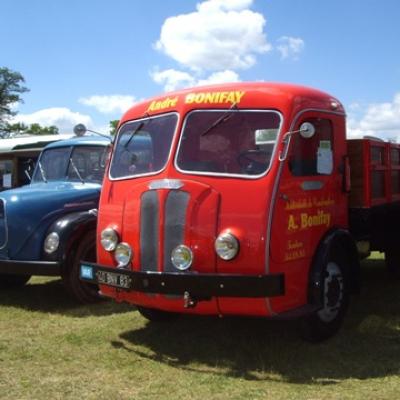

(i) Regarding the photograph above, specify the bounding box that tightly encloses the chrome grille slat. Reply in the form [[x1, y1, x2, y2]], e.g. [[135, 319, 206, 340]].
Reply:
[[140, 191, 159, 271], [163, 191, 189, 272]]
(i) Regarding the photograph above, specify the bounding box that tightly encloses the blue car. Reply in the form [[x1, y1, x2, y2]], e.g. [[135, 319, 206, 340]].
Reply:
[[0, 135, 110, 302]]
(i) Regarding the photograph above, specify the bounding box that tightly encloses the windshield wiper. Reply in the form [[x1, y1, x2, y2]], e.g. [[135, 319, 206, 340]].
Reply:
[[69, 158, 84, 184], [37, 161, 47, 183], [124, 113, 150, 150], [200, 103, 238, 136]]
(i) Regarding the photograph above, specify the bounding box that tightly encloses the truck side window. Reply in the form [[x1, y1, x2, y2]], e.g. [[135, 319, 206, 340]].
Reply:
[[289, 118, 333, 176]]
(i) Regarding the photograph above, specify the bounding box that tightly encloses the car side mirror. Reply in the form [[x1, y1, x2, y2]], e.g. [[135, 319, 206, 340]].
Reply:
[[73, 124, 87, 137], [299, 122, 316, 139]]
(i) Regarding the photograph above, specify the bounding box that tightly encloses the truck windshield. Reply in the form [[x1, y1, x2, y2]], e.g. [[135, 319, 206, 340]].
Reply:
[[176, 110, 282, 177], [110, 113, 178, 179], [32, 145, 108, 183]]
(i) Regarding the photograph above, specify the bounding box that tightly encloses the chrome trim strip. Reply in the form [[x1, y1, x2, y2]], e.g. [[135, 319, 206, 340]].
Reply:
[[174, 109, 284, 180], [148, 179, 184, 190], [301, 181, 324, 191]]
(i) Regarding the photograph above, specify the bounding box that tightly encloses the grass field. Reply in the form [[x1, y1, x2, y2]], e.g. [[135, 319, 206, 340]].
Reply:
[[1, 253, 400, 400]]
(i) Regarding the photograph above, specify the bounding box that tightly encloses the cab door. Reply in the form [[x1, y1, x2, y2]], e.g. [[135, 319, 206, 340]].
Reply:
[[269, 112, 348, 308]]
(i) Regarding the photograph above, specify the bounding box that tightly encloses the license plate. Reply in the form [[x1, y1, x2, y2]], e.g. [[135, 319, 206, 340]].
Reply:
[[96, 270, 132, 289]]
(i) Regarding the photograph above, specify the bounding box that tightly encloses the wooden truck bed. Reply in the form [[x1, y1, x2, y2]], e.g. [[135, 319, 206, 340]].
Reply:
[[347, 138, 400, 208], [348, 138, 400, 250]]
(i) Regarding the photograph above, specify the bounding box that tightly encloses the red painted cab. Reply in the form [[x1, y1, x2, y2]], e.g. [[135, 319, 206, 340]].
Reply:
[[80, 83, 376, 341]]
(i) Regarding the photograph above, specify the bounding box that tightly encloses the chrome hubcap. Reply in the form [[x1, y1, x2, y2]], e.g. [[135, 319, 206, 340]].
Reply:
[[317, 262, 344, 323]]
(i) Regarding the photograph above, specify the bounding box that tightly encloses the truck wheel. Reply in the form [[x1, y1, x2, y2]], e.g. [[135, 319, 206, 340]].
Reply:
[[137, 306, 178, 322], [0, 274, 31, 289], [63, 231, 101, 303], [385, 246, 400, 278], [300, 248, 350, 342]]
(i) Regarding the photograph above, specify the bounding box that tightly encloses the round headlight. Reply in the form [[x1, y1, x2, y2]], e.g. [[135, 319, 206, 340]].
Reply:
[[101, 228, 118, 251], [114, 242, 132, 268], [171, 245, 193, 271], [215, 232, 239, 260], [44, 232, 60, 254]]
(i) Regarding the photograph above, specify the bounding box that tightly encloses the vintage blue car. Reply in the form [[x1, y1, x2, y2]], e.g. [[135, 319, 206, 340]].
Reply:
[[0, 135, 110, 302]]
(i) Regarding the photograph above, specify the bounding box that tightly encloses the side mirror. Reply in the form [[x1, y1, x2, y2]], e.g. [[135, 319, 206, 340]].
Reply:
[[73, 124, 87, 137], [73, 123, 112, 141], [299, 122, 316, 139], [279, 122, 317, 162]]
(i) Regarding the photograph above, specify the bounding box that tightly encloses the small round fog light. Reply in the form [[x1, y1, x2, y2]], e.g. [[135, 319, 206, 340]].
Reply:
[[114, 242, 132, 268], [101, 228, 118, 251], [215, 232, 239, 260], [171, 245, 193, 271], [44, 232, 60, 254]]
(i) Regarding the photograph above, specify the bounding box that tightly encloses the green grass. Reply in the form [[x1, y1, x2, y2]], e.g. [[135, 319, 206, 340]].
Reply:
[[1, 252, 400, 399]]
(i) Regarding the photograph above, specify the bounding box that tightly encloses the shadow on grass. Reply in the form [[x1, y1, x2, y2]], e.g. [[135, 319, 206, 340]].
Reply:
[[114, 258, 400, 383], [0, 277, 133, 317]]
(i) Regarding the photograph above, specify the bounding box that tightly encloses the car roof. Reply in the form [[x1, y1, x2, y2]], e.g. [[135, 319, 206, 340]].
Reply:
[[43, 135, 111, 149]]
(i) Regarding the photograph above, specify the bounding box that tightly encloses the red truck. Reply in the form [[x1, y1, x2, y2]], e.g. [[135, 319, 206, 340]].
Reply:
[[80, 82, 400, 341]]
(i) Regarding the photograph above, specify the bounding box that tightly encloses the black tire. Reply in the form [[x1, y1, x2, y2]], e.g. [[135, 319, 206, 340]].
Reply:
[[62, 231, 102, 303], [137, 305, 178, 322], [300, 246, 350, 342], [385, 245, 400, 279], [0, 273, 31, 289]]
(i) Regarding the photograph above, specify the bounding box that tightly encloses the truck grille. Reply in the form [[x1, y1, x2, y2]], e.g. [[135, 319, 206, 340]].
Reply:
[[140, 191, 159, 271], [140, 190, 189, 272]]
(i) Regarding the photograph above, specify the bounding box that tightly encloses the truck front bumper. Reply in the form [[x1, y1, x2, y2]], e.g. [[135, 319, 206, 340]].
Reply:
[[80, 262, 285, 299], [0, 259, 61, 276]]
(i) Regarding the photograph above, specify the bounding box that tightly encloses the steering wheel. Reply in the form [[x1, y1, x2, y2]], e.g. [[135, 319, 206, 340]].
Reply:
[[237, 149, 268, 174]]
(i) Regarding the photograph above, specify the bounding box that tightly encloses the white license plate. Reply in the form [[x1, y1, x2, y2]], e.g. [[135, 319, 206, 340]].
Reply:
[[96, 270, 132, 289]]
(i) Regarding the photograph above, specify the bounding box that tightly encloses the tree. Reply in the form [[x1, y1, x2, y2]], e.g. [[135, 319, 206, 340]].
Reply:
[[2, 122, 59, 137], [109, 120, 119, 136], [0, 67, 29, 136], [1, 122, 27, 136], [25, 123, 59, 135]]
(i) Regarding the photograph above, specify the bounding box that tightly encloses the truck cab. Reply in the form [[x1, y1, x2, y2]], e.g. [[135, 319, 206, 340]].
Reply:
[[80, 83, 360, 340], [0, 135, 110, 303]]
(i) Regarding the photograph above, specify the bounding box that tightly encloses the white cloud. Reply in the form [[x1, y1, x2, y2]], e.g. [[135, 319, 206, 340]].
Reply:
[[347, 93, 400, 141], [151, 68, 240, 92], [79, 95, 136, 114], [277, 36, 305, 60], [11, 108, 93, 134], [197, 0, 253, 13], [197, 70, 240, 86], [155, 0, 271, 72], [151, 69, 196, 92]]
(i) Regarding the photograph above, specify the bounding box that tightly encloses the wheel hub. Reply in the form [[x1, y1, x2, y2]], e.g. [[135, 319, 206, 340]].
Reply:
[[317, 262, 344, 323]]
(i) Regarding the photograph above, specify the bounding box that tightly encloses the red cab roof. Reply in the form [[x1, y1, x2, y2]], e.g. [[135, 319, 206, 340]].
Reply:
[[120, 82, 344, 125]]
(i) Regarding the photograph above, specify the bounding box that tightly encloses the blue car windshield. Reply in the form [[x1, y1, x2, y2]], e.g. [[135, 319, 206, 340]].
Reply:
[[32, 145, 108, 183]]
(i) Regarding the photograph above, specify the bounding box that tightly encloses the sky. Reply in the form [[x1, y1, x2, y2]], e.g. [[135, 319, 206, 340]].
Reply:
[[2, 0, 400, 140]]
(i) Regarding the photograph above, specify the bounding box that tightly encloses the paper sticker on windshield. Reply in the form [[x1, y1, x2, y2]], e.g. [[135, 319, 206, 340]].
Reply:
[[319, 140, 331, 150], [317, 141, 333, 174], [255, 129, 278, 145]]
